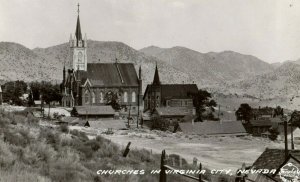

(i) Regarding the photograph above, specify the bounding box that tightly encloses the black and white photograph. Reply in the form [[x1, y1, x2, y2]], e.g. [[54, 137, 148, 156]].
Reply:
[[0, 0, 300, 181]]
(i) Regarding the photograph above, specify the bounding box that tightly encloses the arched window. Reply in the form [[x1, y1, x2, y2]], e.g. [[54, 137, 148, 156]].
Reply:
[[91, 92, 95, 104], [84, 90, 90, 104], [99, 92, 104, 103], [132, 92, 136, 103], [124, 92, 128, 103]]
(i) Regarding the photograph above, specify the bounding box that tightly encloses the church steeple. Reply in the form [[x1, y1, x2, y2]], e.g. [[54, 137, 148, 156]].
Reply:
[[75, 3, 82, 42], [70, 3, 87, 71], [152, 62, 161, 85]]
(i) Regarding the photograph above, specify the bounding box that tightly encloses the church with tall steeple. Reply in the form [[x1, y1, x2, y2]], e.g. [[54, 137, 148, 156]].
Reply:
[[69, 4, 88, 71], [61, 4, 142, 111]]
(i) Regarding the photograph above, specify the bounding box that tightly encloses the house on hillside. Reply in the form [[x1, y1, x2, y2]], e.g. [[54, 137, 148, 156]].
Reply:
[[247, 148, 300, 182], [72, 105, 115, 119], [61, 5, 143, 112], [177, 120, 247, 136], [252, 107, 274, 120]]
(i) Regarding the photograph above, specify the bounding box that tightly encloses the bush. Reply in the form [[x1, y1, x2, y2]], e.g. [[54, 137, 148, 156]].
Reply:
[[151, 117, 170, 131], [59, 125, 69, 133], [70, 130, 89, 142]]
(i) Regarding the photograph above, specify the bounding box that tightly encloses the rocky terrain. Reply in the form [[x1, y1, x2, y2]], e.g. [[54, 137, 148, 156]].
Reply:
[[1, 40, 300, 104]]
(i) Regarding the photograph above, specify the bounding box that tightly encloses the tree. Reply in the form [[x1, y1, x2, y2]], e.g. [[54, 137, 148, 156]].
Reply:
[[2, 80, 27, 105], [273, 106, 284, 117], [28, 91, 34, 107], [235, 103, 252, 122], [190, 89, 217, 121], [104, 91, 121, 110], [290, 111, 300, 127], [268, 127, 279, 141], [150, 116, 169, 131]]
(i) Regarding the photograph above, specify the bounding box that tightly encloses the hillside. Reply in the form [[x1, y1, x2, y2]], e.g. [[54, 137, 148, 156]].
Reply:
[[0, 42, 59, 82], [2, 40, 300, 101], [0, 109, 205, 182], [140, 46, 274, 87], [33, 41, 191, 90], [222, 62, 300, 100]]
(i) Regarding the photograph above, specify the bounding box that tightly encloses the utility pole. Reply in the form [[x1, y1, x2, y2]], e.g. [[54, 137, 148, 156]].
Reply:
[[128, 104, 131, 128]]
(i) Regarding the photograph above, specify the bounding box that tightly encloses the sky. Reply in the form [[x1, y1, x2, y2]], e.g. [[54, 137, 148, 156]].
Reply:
[[0, 0, 300, 63]]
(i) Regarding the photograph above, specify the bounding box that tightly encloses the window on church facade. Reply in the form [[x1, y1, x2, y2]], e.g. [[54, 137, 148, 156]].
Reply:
[[92, 92, 95, 104], [124, 92, 128, 103], [84, 91, 90, 104], [99, 92, 104, 103], [132, 92, 136, 103]]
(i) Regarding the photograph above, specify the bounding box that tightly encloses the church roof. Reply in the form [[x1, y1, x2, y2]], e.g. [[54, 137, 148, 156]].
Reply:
[[79, 63, 139, 87], [143, 84, 198, 100]]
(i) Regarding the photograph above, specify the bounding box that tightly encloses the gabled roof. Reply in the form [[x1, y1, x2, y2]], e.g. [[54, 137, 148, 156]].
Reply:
[[252, 148, 300, 171], [61, 117, 79, 123], [79, 63, 139, 87], [249, 119, 272, 127], [88, 120, 127, 130], [252, 107, 274, 116], [75, 106, 115, 116], [144, 84, 198, 100], [155, 107, 192, 117], [179, 120, 247, 135]]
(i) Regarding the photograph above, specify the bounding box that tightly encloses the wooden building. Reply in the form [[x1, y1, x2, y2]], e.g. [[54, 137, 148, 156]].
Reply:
[[143, 64, 198, 111], [248, 148, 300, 182]]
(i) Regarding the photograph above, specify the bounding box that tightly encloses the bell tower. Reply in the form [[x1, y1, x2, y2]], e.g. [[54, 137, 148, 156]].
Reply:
[[69, 3, 87, 71]]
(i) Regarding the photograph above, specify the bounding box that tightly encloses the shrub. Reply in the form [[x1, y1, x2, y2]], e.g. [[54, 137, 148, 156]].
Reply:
[[4, 130, 29, 147], [85, 140, 100, 151], [70, 130, 89, 142], [59, 124, 69, 133], [0, 140, 16, 168], [150, 117, 170, 131]]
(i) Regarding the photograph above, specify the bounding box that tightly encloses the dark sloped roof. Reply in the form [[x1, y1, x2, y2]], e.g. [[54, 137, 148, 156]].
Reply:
[[61, 117, 79, 123], [80, 63, 139, 87], [144, 84, 198, 99], [252, 107, 274, 116], [75, 106, 115, 116], [179, 121, 247, 135], [252, 148, 300, 170], [155, 107, 192, 117], [250, 119, 272, 127], [88, 120, 127, 130], [161, 84, 198, 99]]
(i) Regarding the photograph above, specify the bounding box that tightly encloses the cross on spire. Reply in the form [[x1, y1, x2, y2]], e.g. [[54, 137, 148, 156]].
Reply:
[[77, 3, 80, 14]]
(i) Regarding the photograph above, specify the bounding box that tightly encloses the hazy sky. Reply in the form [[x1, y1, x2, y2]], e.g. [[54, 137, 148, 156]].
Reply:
[[0, 0, 300, 63]]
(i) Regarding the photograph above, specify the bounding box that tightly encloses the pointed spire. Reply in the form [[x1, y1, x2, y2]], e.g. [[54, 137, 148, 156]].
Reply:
[[139, 65, 142, 80], [63, 65, 66, 84], [75, 3, 82, 41], [152, 62, 161, 85]]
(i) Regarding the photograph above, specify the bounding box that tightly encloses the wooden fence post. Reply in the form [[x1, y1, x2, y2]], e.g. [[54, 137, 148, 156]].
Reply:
[[199, 163, 202, 182], [122, 142, 131, 157], [159, 150, 166, 182]]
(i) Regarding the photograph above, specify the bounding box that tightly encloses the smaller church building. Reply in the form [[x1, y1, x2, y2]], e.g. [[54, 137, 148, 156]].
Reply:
[[143, 65, 198, 112]]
